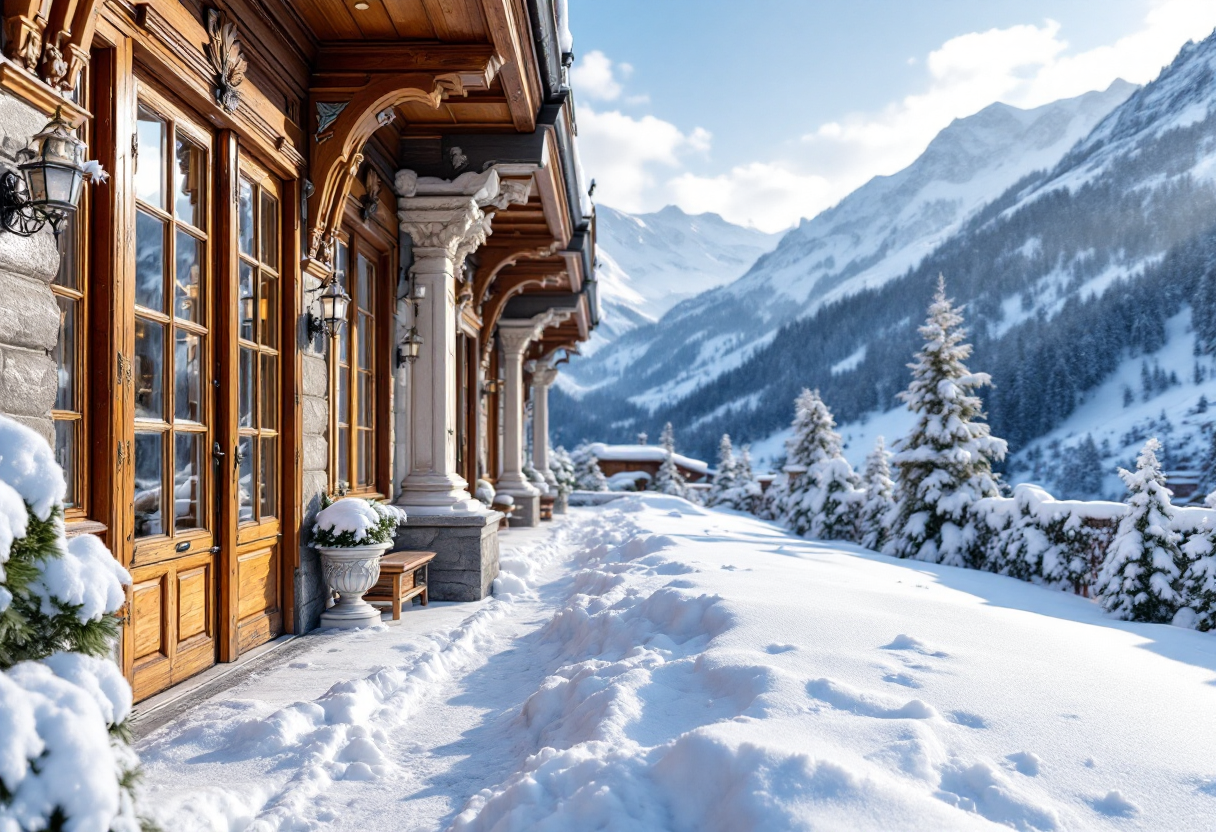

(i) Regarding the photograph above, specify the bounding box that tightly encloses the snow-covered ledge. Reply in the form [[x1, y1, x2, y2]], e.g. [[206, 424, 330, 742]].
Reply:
[[496, 312, 569, 526]]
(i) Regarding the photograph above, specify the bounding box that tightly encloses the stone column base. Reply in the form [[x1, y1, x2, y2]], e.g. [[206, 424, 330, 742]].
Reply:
[[393, 512, 502, 601], [504, 492, 540, 527]]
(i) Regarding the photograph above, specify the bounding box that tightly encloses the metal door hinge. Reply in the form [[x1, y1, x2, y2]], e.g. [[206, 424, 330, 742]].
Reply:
[[131, 132, 138, 169], [209, 545, 220, 554], [116, 440, 125, 467]]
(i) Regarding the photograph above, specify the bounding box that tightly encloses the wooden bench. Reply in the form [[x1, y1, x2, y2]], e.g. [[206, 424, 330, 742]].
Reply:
[[539, 494, 555, 521], [493, 501, 515, 529], [365, 550, 436, 620]]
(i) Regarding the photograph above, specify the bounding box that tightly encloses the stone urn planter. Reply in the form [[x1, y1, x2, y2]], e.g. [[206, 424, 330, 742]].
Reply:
[[317, 542, 391, 629], [312, 497, 407, 630]]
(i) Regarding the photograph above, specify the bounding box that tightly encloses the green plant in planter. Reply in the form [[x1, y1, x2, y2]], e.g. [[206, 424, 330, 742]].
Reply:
[[311, 495, 406, 548]]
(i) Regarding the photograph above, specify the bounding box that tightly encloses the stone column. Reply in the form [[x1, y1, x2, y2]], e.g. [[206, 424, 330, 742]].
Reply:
[[391, 169, 504, 602], [531, 364, 558, 488], [394, 170, 498, 513]]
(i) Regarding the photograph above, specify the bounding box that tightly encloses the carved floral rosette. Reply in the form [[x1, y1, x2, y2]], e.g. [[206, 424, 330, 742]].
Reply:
[[316, 543, 390, 627]]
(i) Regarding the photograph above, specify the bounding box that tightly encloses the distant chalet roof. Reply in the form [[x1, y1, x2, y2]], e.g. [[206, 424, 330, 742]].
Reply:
[[587, 443, 709, 475]]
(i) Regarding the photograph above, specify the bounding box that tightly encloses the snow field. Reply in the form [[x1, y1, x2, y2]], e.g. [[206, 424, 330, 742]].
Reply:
[[141, 497, 1216, 831]]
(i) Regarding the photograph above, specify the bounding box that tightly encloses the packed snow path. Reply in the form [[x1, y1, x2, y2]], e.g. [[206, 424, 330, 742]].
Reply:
[[138, 496, 1216, 831]]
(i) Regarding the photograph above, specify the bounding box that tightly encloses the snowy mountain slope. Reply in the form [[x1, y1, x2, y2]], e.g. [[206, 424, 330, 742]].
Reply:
[[566, 81, 1135, 407], [553, 27, 1216, 480], [577, 206, 782, 360]]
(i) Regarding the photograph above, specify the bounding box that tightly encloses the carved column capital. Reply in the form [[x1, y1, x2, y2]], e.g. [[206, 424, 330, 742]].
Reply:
[[531, 365, 559, 388]]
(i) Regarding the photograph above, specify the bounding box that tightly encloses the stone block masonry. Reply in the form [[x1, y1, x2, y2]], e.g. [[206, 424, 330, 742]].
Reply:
[[394, 512, 502, 602]]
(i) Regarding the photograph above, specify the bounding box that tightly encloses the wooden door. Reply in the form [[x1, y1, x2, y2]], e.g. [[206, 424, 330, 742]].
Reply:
[[225, 155, 284, 655], [126, 86, 218, 700]]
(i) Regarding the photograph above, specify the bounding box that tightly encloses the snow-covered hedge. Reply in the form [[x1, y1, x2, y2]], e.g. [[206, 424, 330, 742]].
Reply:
[[0, 415, 146, 831]]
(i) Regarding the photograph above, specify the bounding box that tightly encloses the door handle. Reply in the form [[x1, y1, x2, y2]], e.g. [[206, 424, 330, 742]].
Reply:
[[233, 443, 245, 465], [212, 441, 225, 463]]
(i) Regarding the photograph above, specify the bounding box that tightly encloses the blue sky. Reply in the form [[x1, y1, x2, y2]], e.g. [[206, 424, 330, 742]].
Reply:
[[567, 0, 1216, 231]]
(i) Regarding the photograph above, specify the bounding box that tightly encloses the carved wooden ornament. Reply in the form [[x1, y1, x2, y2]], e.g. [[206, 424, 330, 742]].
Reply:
[[205, 8, 247, 113]]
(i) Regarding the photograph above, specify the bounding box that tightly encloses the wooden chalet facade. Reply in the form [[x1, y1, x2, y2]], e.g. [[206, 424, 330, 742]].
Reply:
[[0, 0, 596, 702]]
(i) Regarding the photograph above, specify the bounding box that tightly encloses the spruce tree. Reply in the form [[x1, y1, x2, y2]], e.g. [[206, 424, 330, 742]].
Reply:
[[886, 277, 1007, 566], [652, 422, 688, 498], [572, 443, 609, 491], [781, 389, 859, 539], [708, 434, 737, 507], [859, 436, 896, 552], [1097, 438, 1185, 622], [1181, 524, 1216, 630]]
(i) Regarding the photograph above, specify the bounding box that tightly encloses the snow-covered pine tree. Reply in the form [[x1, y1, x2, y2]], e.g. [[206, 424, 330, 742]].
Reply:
[[859, 436, 896, 551], [1097, 438, 1185, 623], [572, 443, 609, 491], [781, 389, 859, 539], [729, 445, 764, 514], [549, 446, 577, 500], [652, 422, 688, 498], [708, 434, 737, 507], [0, 415, 145, 830], [1180, 521, 1216, 630], [886, 276, 1007, 567]]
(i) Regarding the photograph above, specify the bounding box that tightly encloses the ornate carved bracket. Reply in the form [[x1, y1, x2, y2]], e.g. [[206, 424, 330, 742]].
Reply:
[[2, 0, 102, 98], [204, 7, 246, 113]]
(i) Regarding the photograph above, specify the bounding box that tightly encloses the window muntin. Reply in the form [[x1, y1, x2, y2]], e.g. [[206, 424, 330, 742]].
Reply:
[[236, 175, 280, 523], [131, 103, 210, 539]]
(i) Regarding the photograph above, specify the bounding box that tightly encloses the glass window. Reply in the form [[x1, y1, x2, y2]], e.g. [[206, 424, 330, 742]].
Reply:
[[237, 173, 280, 522], [52, 193, 85, 509], [330, 240, 378, 494], [133, 100, 211, 540]]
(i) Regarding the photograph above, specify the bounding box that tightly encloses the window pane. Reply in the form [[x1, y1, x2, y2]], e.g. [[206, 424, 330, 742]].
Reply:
[[335, 240, 348, 284], [238, 347, 254, 428], [260, 436, 276, 518], [54, 295, 76, 411], [134, 318, 164, 419], [238, 180, 254, 257], [135, 106, 164, 207], [55, 419, 76, 508], [357, 373, 371, 428], [260, 353, 277, 430], [237, 436, 254, 522], [358, 431, 373, 489], [337, 368, 349, 426], [338, 317, 350, 364], [174, 330, 203, 423], [135, 210, 165, 312], [260, 191, 278, 269], [357, 311, 372, 370], [337, 426, 349, 487], [133, 432, 164, 537], [258, 273, 277, 349], [174, 229, 202, 323], [357, 254, 372, 310], [174, 432, 203, 531], [174, 136, 205, 228], [239, 262, 255, 342], [54, 214, 78, 289]]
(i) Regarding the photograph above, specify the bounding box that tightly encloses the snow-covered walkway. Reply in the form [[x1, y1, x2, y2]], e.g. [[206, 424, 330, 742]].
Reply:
[[138, 496, 1216, 831]]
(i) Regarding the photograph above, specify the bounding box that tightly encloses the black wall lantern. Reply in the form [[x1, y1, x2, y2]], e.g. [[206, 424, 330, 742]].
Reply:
[[307, 274, 350, 339], [1, 108, 90, 239]]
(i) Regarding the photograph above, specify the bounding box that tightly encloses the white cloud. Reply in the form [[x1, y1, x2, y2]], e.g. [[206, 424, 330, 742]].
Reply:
[[575, 1, 1216, 232], [570, 50, 622, 101]]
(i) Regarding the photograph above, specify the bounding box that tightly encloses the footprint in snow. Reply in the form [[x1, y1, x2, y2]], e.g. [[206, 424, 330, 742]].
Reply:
[[882, 633, 950, 658], [948, 710, 988, 729], [1092, 790, 1140, 817], [765, 643, 797, 654], [1007, 751, 1041, 775], [806, 677, 937, 720], [882, 671, 923, 689]]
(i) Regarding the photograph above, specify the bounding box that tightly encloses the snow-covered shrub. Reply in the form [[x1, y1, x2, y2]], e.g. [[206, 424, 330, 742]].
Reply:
[[859, 437, 896, 551], [549, 447, 577, 498], [780, 390, 860, 541], [651, 423, 687, 498], [572, 443, 609, 492], [475, 479, 496, 507], [0, 415, 146, 832], [523, 461, 549, 495], [886, 277, 1007, 567], [1097, 439, 1185, 623], [312, 496, 406, 548]]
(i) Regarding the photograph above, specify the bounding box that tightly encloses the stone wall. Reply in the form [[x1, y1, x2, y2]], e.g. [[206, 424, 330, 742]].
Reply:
[[296, 274, 331, 631], [0, 91, 62, 441]]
